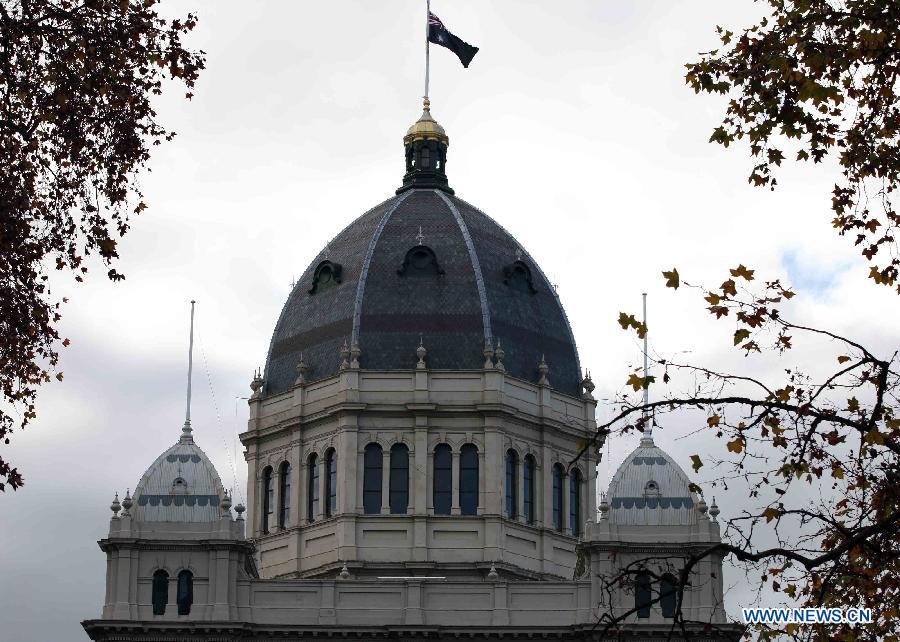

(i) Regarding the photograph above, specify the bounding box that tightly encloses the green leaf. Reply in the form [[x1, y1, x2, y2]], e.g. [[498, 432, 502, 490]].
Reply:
[[734, 328, 751, 345]]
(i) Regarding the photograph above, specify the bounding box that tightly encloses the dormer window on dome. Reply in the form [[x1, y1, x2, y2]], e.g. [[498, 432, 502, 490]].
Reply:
[[503, 259, 538, 294], [397, 245, 444, 277], [172, 477, 188, 494], [643, 480, 660, 497], [309, 260, 343, 294]]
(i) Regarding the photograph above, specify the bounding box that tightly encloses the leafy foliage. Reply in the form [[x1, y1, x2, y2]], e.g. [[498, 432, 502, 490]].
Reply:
[[686, 0, 900, 291], [0, 0, 204, 491]]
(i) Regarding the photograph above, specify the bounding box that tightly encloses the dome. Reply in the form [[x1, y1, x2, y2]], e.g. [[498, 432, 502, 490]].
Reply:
[[132, 433, 226, 523], [606, 437, 698, 526], [263, 188, 582, 397], [404, 98, 448, 145]]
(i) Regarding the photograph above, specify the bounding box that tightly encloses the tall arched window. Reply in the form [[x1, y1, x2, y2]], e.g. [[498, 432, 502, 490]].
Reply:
[[523, 454, 536, 524], [278, 461, 291, 528], [505, 449, 518, 519], [552, 463, 565, 532], [363, 443, 383, 514], [433, 444, 452, 515], [421, 146, 431, 168], [459, 443, 479, 516], [262, 466, 273, 533], [176, 570, 193, 615], [635, 571, 652, 618], [324, 449, 337, 517], [307, 453, 319, 522], [390, 443, 410, 514], [569, 468, 582, 537], [660, 574, 677, 618], [151, 570, 168, 615]]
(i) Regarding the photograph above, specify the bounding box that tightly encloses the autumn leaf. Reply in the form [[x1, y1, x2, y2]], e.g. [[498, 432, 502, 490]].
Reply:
[[837, 355, 851, 364], [762, 507, 781, 523], [707, 414, 720, 427], [730, 264, 755, 280], [733, 328, 750, 345], [690, 454, 703, 473], [662, 268, 680, 289], [726, 437, 744, 453], [626, 373, 655, 391]]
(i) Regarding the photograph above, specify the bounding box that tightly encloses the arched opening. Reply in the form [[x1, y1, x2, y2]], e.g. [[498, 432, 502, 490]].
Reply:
[[505, 449, 518, 519], [459, 444, 479, 516], [569, 468, 582, 537], [307, 453, 319, 522], [433, 444, 452, 515], [261, 466, 273, 533], [151, 570, 168, 615], [552, 463, 565, 532], [363, 443, 383, 514], [390, 443, 410, 514], [523, 454, 536, 524], [278, 461, 291, 528], [660, 574, 678, 618], [635, 571, 652, 619], [325, 449, 337, 517], [176, 570, 193, 615]]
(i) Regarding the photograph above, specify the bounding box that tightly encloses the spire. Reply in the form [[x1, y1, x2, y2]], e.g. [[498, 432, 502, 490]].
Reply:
[[397, 97, 454, 194], [640, 293, 653, 446], [181, 300, 196, 443]]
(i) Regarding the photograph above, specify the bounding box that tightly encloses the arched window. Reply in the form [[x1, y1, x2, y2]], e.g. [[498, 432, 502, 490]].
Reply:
[[552, 463, 565, 532], [660, 574, 677, 618], [278, 462, 291, 528], [459, 444, 479, 516], [176, 570, 193, 615], [523, 455, 536, 524], [569, 468, 582, 537], [635, 571, 652, 619], [390, 443, 410, 514], [262, 466, 273, 533], [325, 449, 337, 517], [363, 443, 383, 514], [151, 570, 168, 615], [505, 449, 518, 519], [433, 444, 452, 515], [307, 453, 319, 522]]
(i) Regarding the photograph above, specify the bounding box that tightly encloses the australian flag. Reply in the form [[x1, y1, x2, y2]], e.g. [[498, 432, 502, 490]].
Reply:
[[428, 12, 479, 68]]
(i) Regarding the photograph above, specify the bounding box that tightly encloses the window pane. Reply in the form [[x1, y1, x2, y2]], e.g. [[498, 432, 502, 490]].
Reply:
[[177, 570, 193, 616], [505, 450, 518, 519], [433, 444, 452, 515], [569, 469, 581, 537], [152, 571, 168, 616], [262, 467, 273, 533], [636, 571, 652, 618], [523, 455, 535, 524], [279, 463, 291, 528], [459, 444, 479, 516], [661, 574, 677, 618], [363, 444, 383, 514], [390, 444, 409, 514], [552, 464, 564, 531], [326, 450, 337, 517], [307, 454, 319, 521]]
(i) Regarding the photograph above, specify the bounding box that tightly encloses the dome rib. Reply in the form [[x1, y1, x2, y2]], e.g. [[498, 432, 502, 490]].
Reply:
[[350, 191, 413, 347], [436, 189, 492, 347], [450, 194, 582, 379]]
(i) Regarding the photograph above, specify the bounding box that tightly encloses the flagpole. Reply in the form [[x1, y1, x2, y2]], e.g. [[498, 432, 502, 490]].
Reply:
[[424, 0, 431, 100]]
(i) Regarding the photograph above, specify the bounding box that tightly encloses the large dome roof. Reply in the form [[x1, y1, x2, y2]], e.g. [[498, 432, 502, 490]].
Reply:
[[264, 188, 582, 396]]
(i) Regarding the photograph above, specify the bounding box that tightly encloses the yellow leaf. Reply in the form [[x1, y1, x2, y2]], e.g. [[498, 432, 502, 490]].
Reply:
[[707, 414, 720, 427], [730, 264, 755, 280], [690, 454, 703, 472]]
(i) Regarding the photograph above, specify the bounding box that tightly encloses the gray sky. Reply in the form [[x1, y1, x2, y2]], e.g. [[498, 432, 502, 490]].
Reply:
[[2, 2, 898, 640]]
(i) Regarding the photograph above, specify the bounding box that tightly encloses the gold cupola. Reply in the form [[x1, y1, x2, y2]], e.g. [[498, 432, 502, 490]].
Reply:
[[397, 97, 453, 194]]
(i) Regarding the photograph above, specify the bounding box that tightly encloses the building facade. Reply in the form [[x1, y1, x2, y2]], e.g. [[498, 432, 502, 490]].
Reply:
[[82, 102, 740, 641]]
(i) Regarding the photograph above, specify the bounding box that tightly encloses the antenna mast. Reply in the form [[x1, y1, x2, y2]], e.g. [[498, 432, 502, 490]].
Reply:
[[642, 292, 652, 443], [182, 300, 196, 441]]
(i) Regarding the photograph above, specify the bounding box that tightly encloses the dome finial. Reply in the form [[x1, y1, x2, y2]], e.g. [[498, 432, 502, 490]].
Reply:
[[181, 300, 196, 443], [397, 97, 453, 194]]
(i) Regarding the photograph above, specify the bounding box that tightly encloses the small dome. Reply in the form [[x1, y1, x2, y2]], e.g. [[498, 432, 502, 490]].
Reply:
[[132, 435, 226, 522], [606, 438, 698, 526], [404, 98, 448, 145]]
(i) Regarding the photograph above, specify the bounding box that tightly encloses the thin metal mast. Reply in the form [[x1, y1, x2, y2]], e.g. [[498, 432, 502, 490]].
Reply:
[[425, 0, 431, 99], [642, 293, 651, 443], [182, 300, 196, 440]]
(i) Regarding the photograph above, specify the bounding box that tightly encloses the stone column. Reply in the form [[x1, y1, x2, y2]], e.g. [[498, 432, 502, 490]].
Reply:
[[381, 447, 390, 514], [451, 449, 461, 515], [414, 419, 428, 514]]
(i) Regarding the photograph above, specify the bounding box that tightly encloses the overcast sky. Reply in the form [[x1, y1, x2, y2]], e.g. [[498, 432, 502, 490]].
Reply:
[[2, 2, 898, 640]]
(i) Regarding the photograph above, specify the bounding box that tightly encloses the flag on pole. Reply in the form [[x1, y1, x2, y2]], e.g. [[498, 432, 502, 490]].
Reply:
[[428, 12, 479, 68]]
